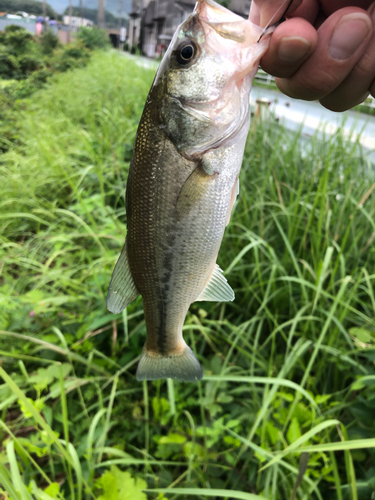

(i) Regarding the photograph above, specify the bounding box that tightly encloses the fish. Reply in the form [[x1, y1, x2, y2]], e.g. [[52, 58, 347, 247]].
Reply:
[[107, 0, 292, 382]]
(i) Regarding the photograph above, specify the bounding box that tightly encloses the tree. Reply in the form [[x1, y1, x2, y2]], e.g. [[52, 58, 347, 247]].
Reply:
[[0, 0, 56, 18], [62, 6, 128, 29]]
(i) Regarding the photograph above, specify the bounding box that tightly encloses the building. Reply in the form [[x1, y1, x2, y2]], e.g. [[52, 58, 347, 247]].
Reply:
[[128, 0, 251, 57], [63, 16, 94, 28]]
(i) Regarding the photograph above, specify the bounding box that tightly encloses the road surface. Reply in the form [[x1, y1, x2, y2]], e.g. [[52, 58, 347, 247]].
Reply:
[[251, 87, 375, 165]]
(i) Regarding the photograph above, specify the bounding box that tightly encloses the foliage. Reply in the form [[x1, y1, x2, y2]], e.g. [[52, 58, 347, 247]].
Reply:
[[353, 98, 375, 117], [216, 0, 231, 8], [48, 41, 89, 72], [76, 27, 110, 51], [0, 47, 20, 79], [130, 44, 143, 56], [0, 24, 90, 80], [95, 466, 147, 500], [2, 24, 34, 56], [0, 52, 375, 500], [62, 6, 126, 29], [0, 0, 56, 17], [0, 26, 43, 79], [39, 29, 60, 55], [0, 26, 101, 153], [0, 25, 40, 80]]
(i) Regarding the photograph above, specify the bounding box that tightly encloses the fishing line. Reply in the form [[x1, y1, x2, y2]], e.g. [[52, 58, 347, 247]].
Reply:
[[257, 0, 295, 43]]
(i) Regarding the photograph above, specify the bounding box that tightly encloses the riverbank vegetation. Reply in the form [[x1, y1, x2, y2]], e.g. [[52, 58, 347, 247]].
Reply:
[[1, 51, 375, 500], [0, 24, 108, 153]]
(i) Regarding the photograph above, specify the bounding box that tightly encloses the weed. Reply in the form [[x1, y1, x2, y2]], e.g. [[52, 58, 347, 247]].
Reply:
[[0, 51, 375, 500]]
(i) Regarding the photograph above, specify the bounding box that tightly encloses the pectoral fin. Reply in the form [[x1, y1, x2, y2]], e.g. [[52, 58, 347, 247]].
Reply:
[[196, 264, 234, 302], [176, 160, 216, 220], [107, 240, 139, 314]]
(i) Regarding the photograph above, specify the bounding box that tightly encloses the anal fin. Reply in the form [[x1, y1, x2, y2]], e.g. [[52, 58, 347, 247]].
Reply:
[[107, 240, 139, 314], [196, 264, 234, 302]]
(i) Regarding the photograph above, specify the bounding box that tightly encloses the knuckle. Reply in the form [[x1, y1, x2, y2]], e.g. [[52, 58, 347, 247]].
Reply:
[[278, 65, 347, 101], [295, 67, 342, 99], [352, 50, 375, 81]]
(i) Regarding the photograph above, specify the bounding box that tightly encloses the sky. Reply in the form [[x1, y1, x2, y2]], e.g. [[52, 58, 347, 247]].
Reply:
[[47, 0, 132, 16]]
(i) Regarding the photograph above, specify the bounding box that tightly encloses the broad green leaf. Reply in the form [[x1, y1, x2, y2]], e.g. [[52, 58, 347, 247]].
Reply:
[[30, 480, 60, 500], [287, 418, 302, 443], [349, 327, 375, 344], [184, 442, 207, 460], [0, 367, 72, 466], [43, 483, 61, 498], [159, 433, 186, 445], [95, 465, 147, 500], [18, 397, 44, 419]]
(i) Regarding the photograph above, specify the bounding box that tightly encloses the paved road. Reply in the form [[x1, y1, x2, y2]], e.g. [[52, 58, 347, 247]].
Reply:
[[251, 87, 375, 164]]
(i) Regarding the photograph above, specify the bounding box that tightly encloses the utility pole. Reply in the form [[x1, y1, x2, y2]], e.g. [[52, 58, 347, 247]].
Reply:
[[118, 0, 123, 29], [118, 0, 124, 50], [80, 0, 83, 26], [68, 0, 72, 42], [42, 0, 46, 18], [98, 0, 105, 29]]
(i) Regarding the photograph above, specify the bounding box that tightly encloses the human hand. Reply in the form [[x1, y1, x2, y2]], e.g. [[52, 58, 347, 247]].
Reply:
[[259, 0, 375, 111]]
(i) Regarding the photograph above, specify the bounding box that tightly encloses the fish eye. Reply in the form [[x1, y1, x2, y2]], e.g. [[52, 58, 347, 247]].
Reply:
[[176, 41, 197, 66]]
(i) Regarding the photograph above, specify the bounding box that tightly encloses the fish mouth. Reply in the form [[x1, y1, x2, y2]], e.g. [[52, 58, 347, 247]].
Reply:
[[195, 0, 264, 44]]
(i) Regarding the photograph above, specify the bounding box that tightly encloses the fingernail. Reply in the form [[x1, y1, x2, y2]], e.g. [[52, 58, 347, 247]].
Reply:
[[329, 13, 372, 60], [278, 36, 311, 63]]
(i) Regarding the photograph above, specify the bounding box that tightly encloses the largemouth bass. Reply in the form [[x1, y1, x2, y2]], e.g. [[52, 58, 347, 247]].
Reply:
[[107, 0, 288, 382]]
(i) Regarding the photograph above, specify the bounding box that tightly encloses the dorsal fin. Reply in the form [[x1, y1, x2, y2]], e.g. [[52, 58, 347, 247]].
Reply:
[[195, 264, 234, 302], [107, 240, 139, 314]]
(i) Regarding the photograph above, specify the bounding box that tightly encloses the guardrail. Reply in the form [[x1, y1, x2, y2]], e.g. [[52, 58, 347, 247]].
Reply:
[[254, 69, 275, 85]]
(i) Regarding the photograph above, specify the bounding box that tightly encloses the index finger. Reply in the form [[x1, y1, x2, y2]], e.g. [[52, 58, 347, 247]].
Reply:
[[319, 0, 373, 16]]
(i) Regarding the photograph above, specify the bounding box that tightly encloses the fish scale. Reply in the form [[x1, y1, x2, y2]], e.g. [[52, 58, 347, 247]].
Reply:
[[107, 0, 289, 381]]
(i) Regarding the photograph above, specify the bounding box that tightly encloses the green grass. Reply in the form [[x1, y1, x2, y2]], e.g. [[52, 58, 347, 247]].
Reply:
[[1, 51, 375, 500]]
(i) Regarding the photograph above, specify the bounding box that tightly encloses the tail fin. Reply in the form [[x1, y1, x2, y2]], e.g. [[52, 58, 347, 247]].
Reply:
[[136, 344, 203, 382]]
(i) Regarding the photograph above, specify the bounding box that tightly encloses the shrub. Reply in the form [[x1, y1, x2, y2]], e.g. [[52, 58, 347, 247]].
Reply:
[[39, 29, 60, 55], [17, 53, 42, 74], [0, 48, 20, 79], [76, 26, 109, 50], [49, 41, 90, 72], [3, 25, 34, 56], [28, 68, 51, 86], [0, 25, 41, 78]]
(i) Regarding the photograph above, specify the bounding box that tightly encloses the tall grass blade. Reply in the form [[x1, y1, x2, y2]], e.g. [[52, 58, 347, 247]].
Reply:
[[144, 488, 268, 499]]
